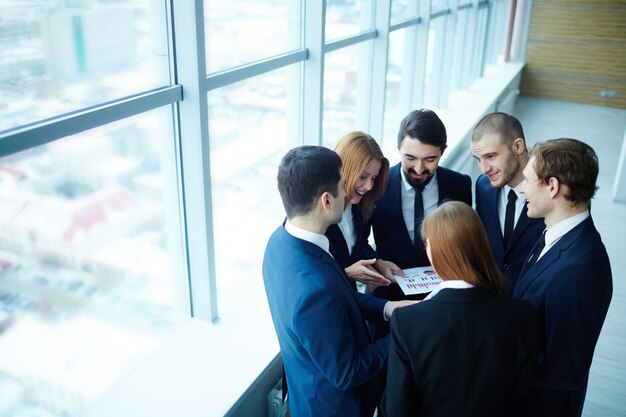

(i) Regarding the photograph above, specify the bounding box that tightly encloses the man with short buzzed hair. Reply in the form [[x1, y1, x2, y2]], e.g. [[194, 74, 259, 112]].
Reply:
[[471, 112, 545, 293]]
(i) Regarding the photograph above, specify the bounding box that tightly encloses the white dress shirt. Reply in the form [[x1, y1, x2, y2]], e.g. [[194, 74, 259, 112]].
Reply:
[[285, 219, 332, 256], [400, 170, 439, 243], [538, 210, 589, 261], [498, 182, 525, 237], [337, 203, 356, 255], [423, 280, 475, 301]]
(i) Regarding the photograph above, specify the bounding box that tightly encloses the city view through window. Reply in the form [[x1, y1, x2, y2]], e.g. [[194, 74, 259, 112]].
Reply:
[[0, 0, 507, 415]]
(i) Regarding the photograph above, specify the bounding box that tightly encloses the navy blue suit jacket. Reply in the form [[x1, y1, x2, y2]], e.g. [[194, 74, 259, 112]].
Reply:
[[513, 217, 612, 417], [326, 204, 376, 291], [382, 288, 536, 417], [369, 164, 471, 301], [263, 226, 390, 417], [475, 174, 545, 293]]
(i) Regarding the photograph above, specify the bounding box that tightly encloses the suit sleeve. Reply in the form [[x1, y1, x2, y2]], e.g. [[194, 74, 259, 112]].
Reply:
[[355, 291, 388, 322], [537, 260, 611, 390], [381, 310, 418, 417], [293, 286, 389, 390]]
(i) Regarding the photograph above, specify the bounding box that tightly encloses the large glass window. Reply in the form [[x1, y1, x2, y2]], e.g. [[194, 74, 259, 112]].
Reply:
[[423, 16, 447, 109], [0, 108, 186, 416], [325, 0, 373, 41], [450, 8, 470, 91], [391, 0, 411, 23], [0, 1, 170, 132], [204, 0, 296, 74], [322, 44, 368, 147], [207, 68, 294, 315], [0, 0, 514, 414], [383, 29, 408, 153]]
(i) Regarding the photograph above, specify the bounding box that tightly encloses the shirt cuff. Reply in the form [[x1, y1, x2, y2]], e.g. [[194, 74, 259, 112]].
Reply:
[[383, 301, 390, 321]]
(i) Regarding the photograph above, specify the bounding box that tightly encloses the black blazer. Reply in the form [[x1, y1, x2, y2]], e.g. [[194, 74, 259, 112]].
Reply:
[[369, 164, 472, 301], [475, 174, 545, 293], [381, 287, 537, 417], [326, 203, 376, 291]]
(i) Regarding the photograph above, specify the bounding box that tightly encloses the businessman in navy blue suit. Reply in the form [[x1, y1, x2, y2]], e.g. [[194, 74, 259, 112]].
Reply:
[[471, 112, 545, 293], [515, 138, 612, 417], [263, 146, 415, 417], [369, 109, 472, 304]]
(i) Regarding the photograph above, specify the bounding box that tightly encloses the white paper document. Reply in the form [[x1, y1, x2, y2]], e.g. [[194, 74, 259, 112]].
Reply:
[[394, 266, 442, 295]]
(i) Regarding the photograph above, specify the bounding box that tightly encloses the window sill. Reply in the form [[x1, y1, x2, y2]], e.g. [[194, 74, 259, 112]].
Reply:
[[82, 296, 280, 417]]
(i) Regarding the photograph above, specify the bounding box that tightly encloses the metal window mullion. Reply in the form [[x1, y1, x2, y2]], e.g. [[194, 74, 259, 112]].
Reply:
[[0, 85, 182, 157], [205, 49, 308, 91], [410, 0, 430, 110], [451, 7, 468, 90], [427, 16, 446, 109], [462, 0, 479, 88], [302, 0, 326, 145], [287, 1, 304, 149], [389, 16, 421, 32], [438, 0, 460, 108], [509, 0, 533, 62], [484, 0, 500, 65], [479, 0, 494, 76], [361, 1, 391, 141], [171, 0, 218, 322], [323, 30, 377, 54]]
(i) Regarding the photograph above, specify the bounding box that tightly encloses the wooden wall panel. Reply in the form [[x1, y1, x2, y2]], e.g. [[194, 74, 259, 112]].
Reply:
[[520, 1, 626, 109], [521, 74, 626, 108], [526, 44, 626, 80], [530, 9, 626, 45]]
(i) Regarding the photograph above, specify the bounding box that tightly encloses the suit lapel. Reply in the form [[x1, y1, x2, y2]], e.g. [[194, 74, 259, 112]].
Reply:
[[506, 202, 532, 253], [485, 185, 502, 241], [514, 218, 590, 296], [389, 164, 404, 219], [326, 223, 350, 262], [389, 164, 414, 245]]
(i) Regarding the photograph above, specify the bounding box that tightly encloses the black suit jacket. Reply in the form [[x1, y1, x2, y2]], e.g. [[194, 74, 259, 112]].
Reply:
[[326, 204, 376, 291], [381, 287, 537, 417], [475, 174, 545, 293], [369, 164, 472, 301]]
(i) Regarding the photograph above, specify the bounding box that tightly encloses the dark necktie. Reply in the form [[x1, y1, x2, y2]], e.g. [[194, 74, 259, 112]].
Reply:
[[503, 189, 517, 247], [414, 185, 425, 249], [525, 231, 546, 271]]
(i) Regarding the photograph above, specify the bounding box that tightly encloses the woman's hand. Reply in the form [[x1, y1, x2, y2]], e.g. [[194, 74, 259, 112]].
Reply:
[[373, 259, 403, 282], [345, 259, 391, 287]]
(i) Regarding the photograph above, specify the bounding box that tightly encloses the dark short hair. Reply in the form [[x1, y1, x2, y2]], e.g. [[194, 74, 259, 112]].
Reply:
[[397, 109, 447, 152], [277, 146, 342, 218], [531, 138, 599, 205], [471, 112, 526, 148]]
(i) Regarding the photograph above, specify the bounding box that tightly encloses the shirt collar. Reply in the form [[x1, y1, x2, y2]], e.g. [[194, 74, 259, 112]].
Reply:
[[545, 210, 589, 248], [285, 219, 331, 255], [503, 181, 523, 199], [423, 279, 474, 301]]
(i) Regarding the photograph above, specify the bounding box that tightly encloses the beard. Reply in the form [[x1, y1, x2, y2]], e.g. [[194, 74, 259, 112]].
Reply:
[[404, 167, 435, 189], [495, 152, 521, 188]]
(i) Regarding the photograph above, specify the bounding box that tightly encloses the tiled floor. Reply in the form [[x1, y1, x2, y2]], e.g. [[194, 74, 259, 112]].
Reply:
[[513, 96, 626, 417]]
